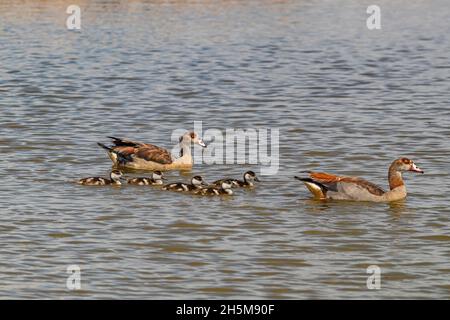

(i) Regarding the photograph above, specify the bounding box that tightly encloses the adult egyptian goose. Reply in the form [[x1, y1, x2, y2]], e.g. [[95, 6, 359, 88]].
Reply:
[[295, 158, 424, 202], [97, 131, 206, 170], [78, 170, 124, 186]]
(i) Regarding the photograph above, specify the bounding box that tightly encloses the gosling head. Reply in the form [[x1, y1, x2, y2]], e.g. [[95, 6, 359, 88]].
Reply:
[[110, 170, 124, 184], [191, 175, 208, 188], [152, 171, 165, 184], [244, 170, 260, 183]]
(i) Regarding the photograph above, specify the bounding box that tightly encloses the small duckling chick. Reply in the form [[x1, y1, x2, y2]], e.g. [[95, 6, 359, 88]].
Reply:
[[127, 171, 165, 186], [212, 170, 260, 188], [162, 175, 208, 192], [197, 181, 233, 196], [78, 170, 124, 186]]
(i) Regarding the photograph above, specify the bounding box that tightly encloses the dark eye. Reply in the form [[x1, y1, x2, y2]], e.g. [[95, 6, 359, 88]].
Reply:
[[401, 158, 410, 164], [190, 132, 195, 139]]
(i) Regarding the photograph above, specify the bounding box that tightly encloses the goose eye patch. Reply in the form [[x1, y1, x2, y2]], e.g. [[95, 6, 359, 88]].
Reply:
[[401, 158, 411, 164]]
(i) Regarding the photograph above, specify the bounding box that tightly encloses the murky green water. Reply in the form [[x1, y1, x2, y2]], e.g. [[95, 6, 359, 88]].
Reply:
[[0, 0, 449, 299]]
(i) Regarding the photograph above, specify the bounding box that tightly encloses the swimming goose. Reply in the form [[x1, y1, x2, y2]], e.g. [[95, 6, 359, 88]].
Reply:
[[212, 170, 260, 188], [127, 171, 165, 185], [295, 158, 424, 202], [97, 131, 207, 170], [78, 170, 124, 186], [162, 176, 208, 192], [196, 181, 234, 196]]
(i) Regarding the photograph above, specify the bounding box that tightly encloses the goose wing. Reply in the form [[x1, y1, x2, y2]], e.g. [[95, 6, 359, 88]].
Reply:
[[108, 136, 146, 148], [108, 137, 173, 164], [309, 172, 386, 196], [134, 145, 173, 164]]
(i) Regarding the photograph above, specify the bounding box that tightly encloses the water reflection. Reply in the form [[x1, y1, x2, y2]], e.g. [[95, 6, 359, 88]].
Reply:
[[388, 200, 408, 219]]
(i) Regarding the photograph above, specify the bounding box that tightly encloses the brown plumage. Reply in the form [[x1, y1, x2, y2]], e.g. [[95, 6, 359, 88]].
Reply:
[[108, 137, 173, 164]]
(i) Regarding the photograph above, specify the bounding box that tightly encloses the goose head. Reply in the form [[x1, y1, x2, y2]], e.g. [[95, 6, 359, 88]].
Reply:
[[110, 170, 124, 183], [180, 131, 207, 148], [243, 170, 260, 183], [391, 158, 424, 174], [191, 175, 208, 187], [152, 170, 165, 183]]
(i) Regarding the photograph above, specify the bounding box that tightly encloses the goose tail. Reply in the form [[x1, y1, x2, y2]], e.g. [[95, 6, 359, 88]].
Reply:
[[97, 142, 132, 165], [294, 176, 328, 199], [97, 142, 112, 152]]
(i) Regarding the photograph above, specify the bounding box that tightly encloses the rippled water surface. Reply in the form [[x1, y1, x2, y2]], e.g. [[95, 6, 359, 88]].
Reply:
[[0, 0, 449, 299]]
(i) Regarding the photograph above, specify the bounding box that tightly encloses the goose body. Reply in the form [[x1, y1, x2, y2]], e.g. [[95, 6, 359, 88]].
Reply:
[[98, 131, 206, 171], [162, 176, 208, 192], [127, 171, 165, 185], [295, 158, 423, 202], [196, 181, 233, 196], [78, 170, 124, 186], [212, 171, 260, 188]]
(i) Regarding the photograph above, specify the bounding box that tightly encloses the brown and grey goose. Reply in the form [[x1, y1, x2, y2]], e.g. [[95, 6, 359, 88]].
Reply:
[[295, 158, 424, 202], [97, 131, 206, 171]]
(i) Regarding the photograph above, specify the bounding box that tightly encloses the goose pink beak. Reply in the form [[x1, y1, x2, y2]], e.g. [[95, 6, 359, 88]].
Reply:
[[198, 139, 207, 148], [410, 163, 424, 174]]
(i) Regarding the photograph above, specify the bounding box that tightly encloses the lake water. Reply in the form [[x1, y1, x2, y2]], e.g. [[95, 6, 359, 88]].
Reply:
[[0, 0, 449, 299]]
